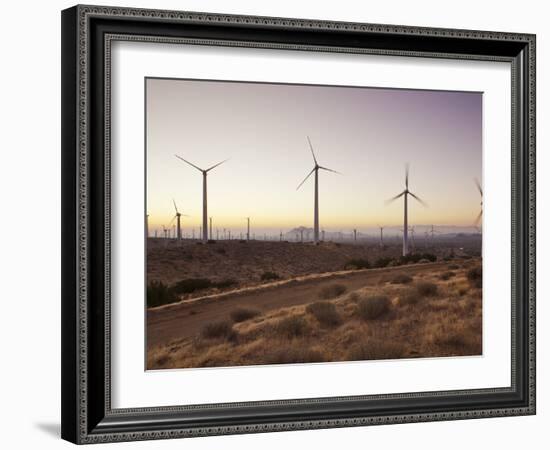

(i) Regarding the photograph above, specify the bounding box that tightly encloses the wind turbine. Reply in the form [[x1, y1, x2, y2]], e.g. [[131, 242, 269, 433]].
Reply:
[[378, 225, 385, 247], [246, 217, 250, 241], [386, 164, 427, 256], [296, 136, 340, 244], [175, 155, 228, 243], [170, 199, 189, 240], [474, 177, 483, 229]]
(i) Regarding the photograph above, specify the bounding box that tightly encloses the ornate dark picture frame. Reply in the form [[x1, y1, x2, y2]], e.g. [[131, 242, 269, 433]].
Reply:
[[61, 4, 536, 444]]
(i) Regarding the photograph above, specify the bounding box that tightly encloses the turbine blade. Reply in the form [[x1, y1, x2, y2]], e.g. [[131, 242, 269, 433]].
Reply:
[[405, 163, 410, 189], [172, 198, 179, 214], [205, 159, 229, 172], [385, 191, 405, 205], [169, 215, 176, 226], [318, 166, 341, 175], [175, 155, 203, 172], [474, 210, 482, 226], [307, 136, 318, 165], [409, 191, 428, 207], [474, 177, 483, 196], [296, 167, 315, 190]]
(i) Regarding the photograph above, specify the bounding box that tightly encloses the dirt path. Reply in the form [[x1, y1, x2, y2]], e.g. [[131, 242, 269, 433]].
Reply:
[[147, 262, 447, 348]]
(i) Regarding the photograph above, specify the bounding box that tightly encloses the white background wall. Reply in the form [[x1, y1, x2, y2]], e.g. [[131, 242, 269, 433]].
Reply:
[[0, 0, 545, 448]]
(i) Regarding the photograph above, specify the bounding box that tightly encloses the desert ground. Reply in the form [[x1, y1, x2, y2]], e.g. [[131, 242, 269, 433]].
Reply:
[[146, 237, 482, 369]]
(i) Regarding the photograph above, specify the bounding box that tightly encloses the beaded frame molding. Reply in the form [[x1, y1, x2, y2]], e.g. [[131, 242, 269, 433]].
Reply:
[[61, 4, 536, 444]]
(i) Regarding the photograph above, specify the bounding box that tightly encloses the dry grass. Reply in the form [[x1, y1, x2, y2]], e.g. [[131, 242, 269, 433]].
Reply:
[[147, 257, 483, 369]]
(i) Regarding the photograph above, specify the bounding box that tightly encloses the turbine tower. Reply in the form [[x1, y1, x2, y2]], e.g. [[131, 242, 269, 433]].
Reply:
[[378, 225, 385, 247], [246, 217, 250, 241], [386, 164, 427, 256], [296, 136, 340, 244], [474, 177, 483, 229], [175, 155, 228, 243], [170, 199, 189, 240]]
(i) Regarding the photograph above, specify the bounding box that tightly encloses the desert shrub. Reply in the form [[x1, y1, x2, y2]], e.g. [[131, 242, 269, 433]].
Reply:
[[171, 278, 212, 294], [207, 239, 217, 244], [201, 320, 237, 341], [344, 258, 370, 270], [347, 338, 405, 361], [215, 247, 226, 254], [373, 257, 393, 268], [357, 296, 391, 320], [416, 281, 438, 297], [390, 274, 413, 284], [448, 264, 460, 270], [387, 260, 400, 267], [400, 253, 436, 264], [266, 345, 324, 364], [214, 279, 238, 289], [467, 266, 482, 288], [399, 290, 421, 306], [230, 307, 260, 323], [319, 284, 347, 299], [433, 328, 467, 348], [275, 316, 308, 339], [418, 258, 430, 263], [306, 301, 341, 327], [238, 240, 246, 244], [147, 280, 178, 308], [261, 271, 280, 281], [458, 287, 468, 296], [439, 271, 456, 281]]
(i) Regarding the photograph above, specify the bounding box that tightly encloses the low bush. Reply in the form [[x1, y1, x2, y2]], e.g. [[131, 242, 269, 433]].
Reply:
[[439, 271, 456, 281], [448, 264, 460, 270], [416, 281, 438, 297], [261, 271, 280, 281], [275, 316, 308, 339], [399, 290, 421, 306], [344, 258, 370, 270], [400, 253, 436, 264], [214, 279, 238, 289], [357, 296, 391, 320], [373, 257, 394, 268], [230, 307, 260, 323], [306, 301, 341, 327], [147, 280, 178, 308], [390, 274, 413, 284], [201, 320, 237, 341], [467, 266, 482, 288], [319, 284, 347, 299], [171, 278, 212, 294]]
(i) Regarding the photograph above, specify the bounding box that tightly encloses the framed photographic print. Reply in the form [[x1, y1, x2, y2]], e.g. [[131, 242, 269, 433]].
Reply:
[[61, 5, 536, 444]]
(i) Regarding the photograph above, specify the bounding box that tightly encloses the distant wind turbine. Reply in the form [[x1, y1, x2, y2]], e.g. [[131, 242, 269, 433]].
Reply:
[[175, 155, 228, 243], [378, 225, 385, 247], [296, 136, 341, 244], [474, 177, 483, 229], [170, 199, 189, 240], [386, 164, 427, 256]]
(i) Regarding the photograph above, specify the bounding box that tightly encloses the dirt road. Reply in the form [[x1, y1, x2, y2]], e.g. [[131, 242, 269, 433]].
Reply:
[[147, 262, 447, 348]]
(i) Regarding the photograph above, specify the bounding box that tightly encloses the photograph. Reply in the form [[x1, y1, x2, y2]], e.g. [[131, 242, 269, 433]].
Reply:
[[145, 78, 484, 370]]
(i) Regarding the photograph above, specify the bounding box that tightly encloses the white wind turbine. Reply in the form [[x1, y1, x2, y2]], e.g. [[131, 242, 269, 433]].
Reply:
[[296, 136, 340, 245], [474, 177, 483, 230], [170, 199, 189, 240], [175, 155, 228, 243], [386, 164, 427, 256]]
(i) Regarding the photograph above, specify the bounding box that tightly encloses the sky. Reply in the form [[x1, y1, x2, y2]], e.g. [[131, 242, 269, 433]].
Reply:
[[146, 78, 482, 236]]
